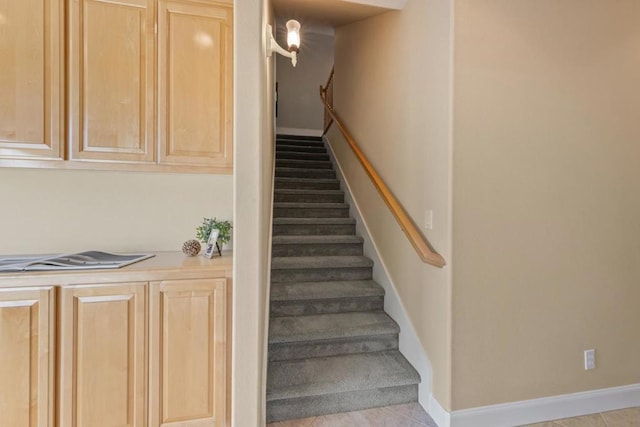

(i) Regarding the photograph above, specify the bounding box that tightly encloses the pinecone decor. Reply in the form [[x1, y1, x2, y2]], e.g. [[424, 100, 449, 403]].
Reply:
[[182, 239, 201, 256]]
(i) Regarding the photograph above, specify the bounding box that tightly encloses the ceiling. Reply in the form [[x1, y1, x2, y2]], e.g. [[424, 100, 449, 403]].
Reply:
[[272, 0, 399, 29]]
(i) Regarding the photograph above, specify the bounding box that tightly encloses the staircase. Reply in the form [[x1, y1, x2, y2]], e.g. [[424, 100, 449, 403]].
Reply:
[[266, 135, 421, 423]]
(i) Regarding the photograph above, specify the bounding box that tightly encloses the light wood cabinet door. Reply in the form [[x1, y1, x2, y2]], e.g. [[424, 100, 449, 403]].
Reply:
[[150, 278, 227, 427], [58, 283, 147, 427], [0, 287, 55, 427], [158, 0, 233, 170], [68, 0, 155, 163], [0, 0, 64, 160]]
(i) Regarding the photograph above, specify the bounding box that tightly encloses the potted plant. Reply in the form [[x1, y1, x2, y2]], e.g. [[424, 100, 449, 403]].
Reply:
[[196, 218, 232, 256]]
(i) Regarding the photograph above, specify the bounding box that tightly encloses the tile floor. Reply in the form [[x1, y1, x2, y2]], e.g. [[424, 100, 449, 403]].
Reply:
[[523, 406, 640, 427], [267, 405, 640, 427]]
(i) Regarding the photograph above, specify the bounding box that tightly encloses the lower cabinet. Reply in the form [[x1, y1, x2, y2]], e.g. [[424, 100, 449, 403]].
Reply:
[[55, 278, 227, 427], [0, 287, 55, 427], [0, 274, 229, 427], [58, 283, 148, 427], [149, 279, 227, 427]]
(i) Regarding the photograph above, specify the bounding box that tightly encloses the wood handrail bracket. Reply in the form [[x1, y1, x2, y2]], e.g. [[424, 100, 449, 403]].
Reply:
[[319, 74, 446, 268]]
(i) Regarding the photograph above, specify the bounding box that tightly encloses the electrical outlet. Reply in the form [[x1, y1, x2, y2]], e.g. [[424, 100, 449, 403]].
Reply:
[[584, 349, 596, 370], [424, 210, 433, 230]]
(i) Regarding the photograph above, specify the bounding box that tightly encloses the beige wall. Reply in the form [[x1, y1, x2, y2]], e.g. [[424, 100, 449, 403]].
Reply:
[[452, 0, 640, 410], [232, 0, 274, 425], [331, 0, 453, 408], [0, 168, 232, 255], [260, 3, 276, 424], [276, 30, 334, 131]]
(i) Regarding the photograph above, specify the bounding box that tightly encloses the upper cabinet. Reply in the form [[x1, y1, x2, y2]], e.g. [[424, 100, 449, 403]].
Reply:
[[0, 0, 64, 160], [158, 0, 233, 168], [68, 0, 156, 163], [0, 0, 233, 173]]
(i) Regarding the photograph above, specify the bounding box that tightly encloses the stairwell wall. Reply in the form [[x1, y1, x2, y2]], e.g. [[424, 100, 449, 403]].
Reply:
[[276, 30, 334, 134], [452, 0, 640, 411], [328, 0, 454, 410]]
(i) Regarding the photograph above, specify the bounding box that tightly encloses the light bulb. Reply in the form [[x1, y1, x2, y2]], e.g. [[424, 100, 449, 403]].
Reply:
[[286, 19, 301, 52]]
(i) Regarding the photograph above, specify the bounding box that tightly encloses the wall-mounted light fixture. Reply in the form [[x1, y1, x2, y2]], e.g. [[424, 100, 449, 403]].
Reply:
[[266, 19, 301, 67]]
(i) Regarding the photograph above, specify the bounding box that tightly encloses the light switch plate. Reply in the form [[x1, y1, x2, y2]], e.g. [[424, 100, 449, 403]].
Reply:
[[584, 349, 596, 370], [425, 210, 433, 230]]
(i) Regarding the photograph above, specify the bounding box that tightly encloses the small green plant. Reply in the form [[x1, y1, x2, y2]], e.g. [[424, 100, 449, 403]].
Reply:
[[196, 218, 232, 245]]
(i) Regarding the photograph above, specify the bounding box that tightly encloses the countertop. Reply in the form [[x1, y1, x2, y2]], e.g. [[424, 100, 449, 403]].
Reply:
[[0, 251, 233, 288]]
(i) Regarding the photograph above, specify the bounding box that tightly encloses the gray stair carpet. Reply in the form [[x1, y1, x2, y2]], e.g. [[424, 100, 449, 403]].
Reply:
[[267, 135, 420, 423]]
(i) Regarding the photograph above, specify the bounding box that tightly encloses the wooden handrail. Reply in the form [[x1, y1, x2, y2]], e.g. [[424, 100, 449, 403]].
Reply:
[[322, 68, 335, 135], [324, 67, 334, 89], [319, 78, 446, 268]]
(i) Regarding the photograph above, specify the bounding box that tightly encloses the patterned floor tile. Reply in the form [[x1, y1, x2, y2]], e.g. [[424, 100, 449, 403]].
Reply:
[[600, 407, 640, 427], [383, 402, 437, 426], [554, 414, 607, 427], [268, 404, 640, 427]]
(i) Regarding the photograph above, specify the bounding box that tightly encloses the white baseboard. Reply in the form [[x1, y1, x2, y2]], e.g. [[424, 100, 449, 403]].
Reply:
[[324, 134, 434, 413], [429, 395, 452, 427], [450, 383, 640, 427], [276, 127, 323, 137]]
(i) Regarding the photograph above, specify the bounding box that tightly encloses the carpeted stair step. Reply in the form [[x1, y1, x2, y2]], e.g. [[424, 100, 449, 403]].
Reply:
[[276, 167, 336, 179], [272, 235, 362, 257], [274, 177, 340, 191], [271, 256, 373, 283], [276, 159, 333, 170], [276, 144, 327, 154], [276, 151, 330, 161], [274, 189, 345, 204], [268, 312, 399, 361], [277, 134, 323, 141], [266, 351, 420, 422], [276, 138, 324, 148], [273, 202, 350, 219], [273, 218, 356, 236], [269, 312, 398, 345], [270, 280, 384, 317]]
